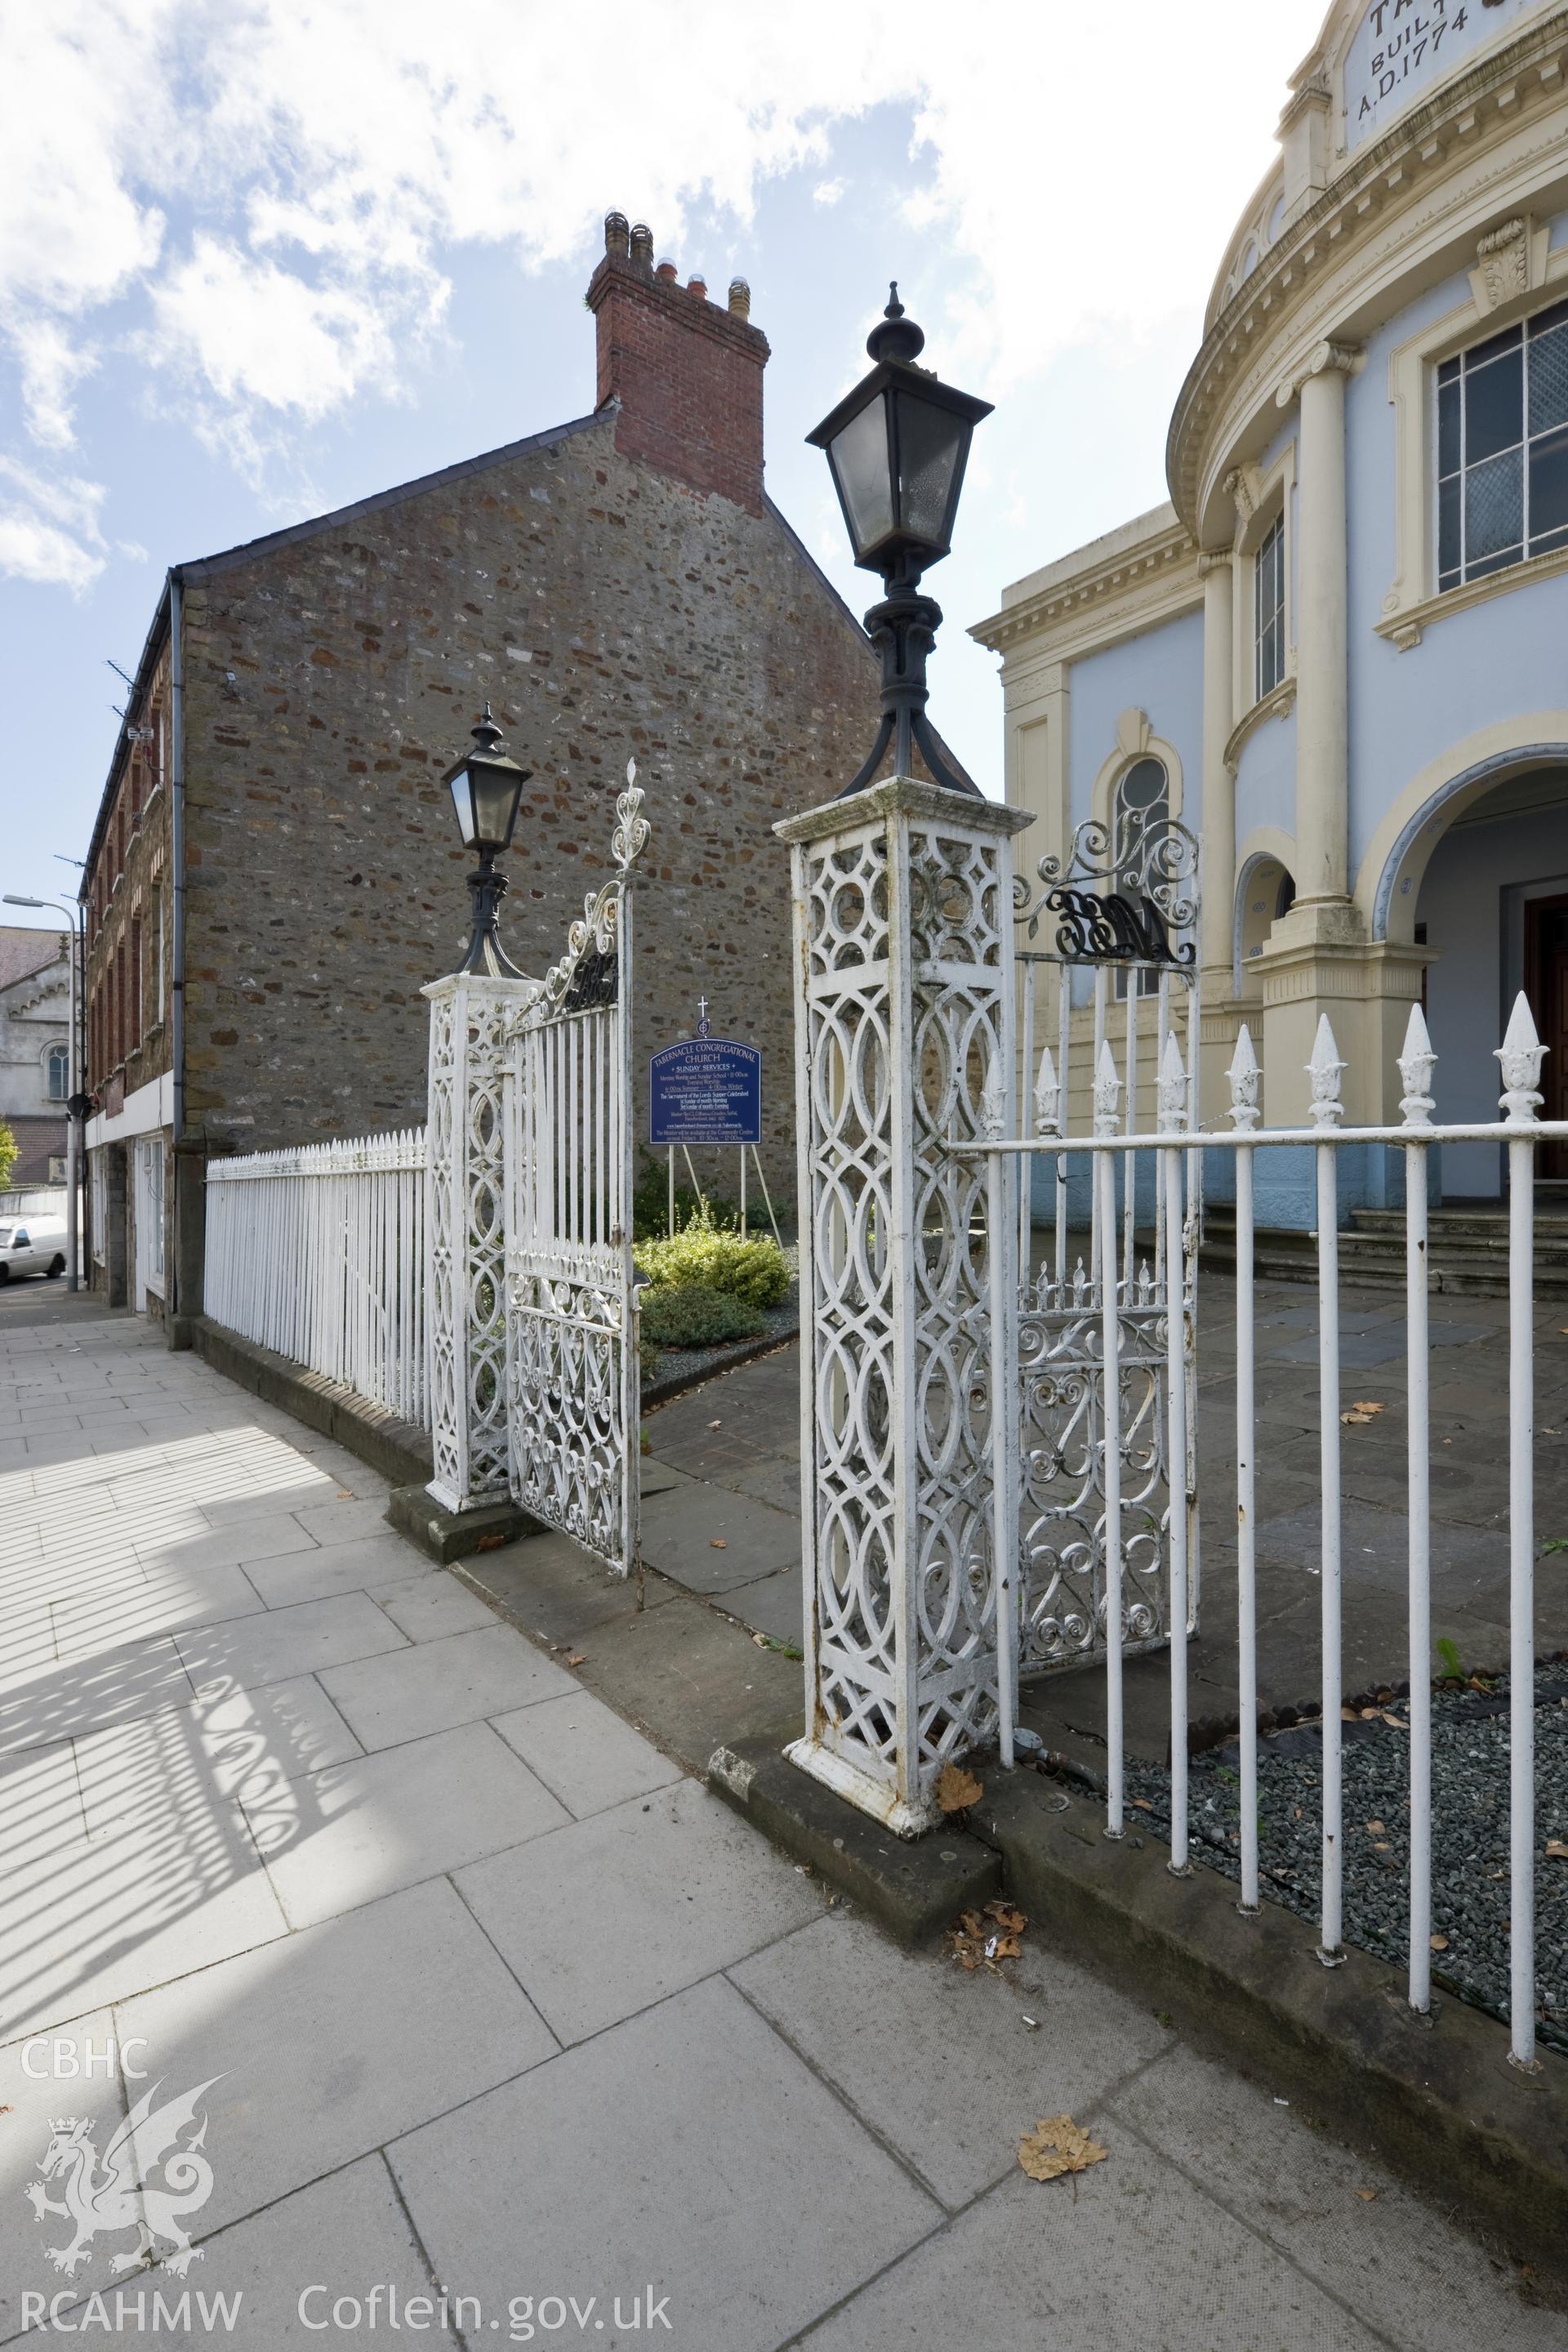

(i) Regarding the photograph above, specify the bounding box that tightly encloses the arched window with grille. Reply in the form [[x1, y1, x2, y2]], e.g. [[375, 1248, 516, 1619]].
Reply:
[[1112, 757, 1170, 997]]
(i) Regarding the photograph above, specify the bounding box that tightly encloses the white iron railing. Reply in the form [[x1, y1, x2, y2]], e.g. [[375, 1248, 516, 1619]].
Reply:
[[204, 1129, 429, 1428], [963, 994, 1564, 2074]]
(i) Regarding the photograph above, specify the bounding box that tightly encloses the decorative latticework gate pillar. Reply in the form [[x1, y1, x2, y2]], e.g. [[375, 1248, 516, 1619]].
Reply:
[[423, 970, 537, 1511], [777, 777, 1033, 1833]]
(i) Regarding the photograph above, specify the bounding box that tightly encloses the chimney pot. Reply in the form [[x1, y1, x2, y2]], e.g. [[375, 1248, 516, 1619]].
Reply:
[[587, 240, 768, 514], [604, 211, 630, 258]]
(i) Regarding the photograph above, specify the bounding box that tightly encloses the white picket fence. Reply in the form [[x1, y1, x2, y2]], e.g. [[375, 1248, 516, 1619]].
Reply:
[[204, 1129, 429, 1428]]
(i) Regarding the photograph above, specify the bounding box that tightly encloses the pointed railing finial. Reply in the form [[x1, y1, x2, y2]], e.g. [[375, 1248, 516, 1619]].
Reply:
[[1496, 991, 1545, 1126], [1033, 1044, 1060, 1138], [1307, 1013, 1345, 1130], [1397, 1001, 1437, 1131], [1227, 1023, 1261, 1132], [1092, 1038, 1121, 1137], [1157, 1030, 1187, 1132]]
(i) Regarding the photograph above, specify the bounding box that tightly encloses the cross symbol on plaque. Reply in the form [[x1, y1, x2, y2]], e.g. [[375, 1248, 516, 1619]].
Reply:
[[696, 996, 710, 1038]]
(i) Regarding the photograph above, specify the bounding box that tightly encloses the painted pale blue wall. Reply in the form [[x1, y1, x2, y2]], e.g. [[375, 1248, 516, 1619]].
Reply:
[[1347, 234, 1568, 896], [1066, 607, 1205, 831], [1419, 795, 1568, 1196], [1233, 702, 1298, 852]]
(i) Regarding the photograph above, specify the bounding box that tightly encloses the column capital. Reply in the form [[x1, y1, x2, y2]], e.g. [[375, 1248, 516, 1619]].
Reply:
[[1276, 340, 1364, 406], [1196, 545, 1235, 578]]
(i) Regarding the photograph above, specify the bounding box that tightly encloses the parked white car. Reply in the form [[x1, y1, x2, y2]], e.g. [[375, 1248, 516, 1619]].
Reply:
[[0, 1218, 68, 1280]]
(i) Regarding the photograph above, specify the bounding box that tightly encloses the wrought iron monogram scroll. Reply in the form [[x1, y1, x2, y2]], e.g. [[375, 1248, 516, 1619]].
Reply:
[[1015, 803, 1200, 962]]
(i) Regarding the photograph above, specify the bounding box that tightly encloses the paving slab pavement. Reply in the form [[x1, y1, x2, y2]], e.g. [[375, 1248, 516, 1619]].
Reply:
[[0, 1314, 1554, 2347]]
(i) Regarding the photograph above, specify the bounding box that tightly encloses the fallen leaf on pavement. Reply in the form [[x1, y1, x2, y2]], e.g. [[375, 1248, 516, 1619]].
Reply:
[[1341, 1410, 1374, 1425], [566, 1652, 586, 1668], [936, 1762, 983, 1813], [1430, 1932, 1449, 1951], [336, 1489, 354, 1498], [1355, 2188, 1379, 2203], [474, 1531, 506, 1552], [710, 1538, 728, 1548], [1351, 1401, 1384, 1414], [984, 1899, 1027, 1934], [1365, 1820, 1386, 1835], [1018, 2116, 1107, 2184], [1546, 1840, 1568, 1860], [1132, 1796, 1152, 1811], [707, 1419, 723, 1428]]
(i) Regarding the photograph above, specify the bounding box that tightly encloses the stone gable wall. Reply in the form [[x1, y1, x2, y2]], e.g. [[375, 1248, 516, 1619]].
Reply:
[[179, 412, 881, 1203]]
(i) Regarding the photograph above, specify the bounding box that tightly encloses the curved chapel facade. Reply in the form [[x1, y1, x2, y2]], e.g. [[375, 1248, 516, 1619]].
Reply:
[[975, 0, 1568, 1222]]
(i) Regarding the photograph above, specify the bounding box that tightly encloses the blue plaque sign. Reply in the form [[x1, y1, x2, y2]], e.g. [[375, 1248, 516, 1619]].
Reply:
[[650, 1036, 762, 1147]]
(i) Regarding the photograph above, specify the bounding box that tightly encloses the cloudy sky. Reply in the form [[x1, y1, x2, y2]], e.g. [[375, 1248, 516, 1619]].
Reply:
[[1, 0, 1326, 928]]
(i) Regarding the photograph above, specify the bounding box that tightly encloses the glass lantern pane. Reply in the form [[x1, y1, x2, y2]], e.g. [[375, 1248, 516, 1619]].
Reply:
[[828, 398, 894, 557], [470, 764, 518, 848], [449, 770, 477, 846], [895, 395, 963, 548]]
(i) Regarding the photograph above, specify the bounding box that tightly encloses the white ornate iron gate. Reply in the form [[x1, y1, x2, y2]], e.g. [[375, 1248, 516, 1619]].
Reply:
[[1010, 800, 1201, 1673], [504, 774, 649, 1575]]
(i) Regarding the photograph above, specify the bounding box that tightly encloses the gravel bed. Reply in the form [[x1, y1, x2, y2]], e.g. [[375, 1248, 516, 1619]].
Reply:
[[1121, 1664, 1568, 2052], [639, 1251, 799, 1404]]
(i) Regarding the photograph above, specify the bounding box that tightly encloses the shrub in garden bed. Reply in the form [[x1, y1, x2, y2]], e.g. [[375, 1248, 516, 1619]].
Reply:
[[632, 1207, 791, 1310], [639, 1282, 765, 1350]]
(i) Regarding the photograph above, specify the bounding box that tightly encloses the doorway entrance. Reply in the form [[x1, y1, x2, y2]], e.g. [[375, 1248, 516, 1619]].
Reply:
[[1526, 893, 1568, 1182]]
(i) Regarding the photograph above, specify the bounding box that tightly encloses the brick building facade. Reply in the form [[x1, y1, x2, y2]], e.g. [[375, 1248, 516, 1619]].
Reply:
[[82, 216, 895, 1327]]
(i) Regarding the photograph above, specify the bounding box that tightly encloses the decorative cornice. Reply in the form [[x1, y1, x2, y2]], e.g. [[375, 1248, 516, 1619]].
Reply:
[[1167, 5, 1568, 530], [969, 520, 1197, 654]]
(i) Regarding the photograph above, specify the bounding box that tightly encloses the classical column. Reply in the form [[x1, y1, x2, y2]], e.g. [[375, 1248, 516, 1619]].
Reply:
[[1198, 551, 1236, 978], [1292, 342, 1359, 907], [774, 777, 1032, 1833]]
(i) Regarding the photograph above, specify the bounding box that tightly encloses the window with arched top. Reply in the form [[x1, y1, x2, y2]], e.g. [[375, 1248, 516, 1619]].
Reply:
[[45, 1044, 68, 1102], [1112, 758, 1170, 996], [1112, 756, 1169, 871]]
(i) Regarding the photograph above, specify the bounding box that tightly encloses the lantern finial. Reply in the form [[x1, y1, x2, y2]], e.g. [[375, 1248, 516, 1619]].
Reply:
[[866, 284, 925, 365]]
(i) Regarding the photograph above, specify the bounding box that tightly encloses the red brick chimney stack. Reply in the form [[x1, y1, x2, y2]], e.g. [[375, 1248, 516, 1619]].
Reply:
[[586, 210, 769, 516]]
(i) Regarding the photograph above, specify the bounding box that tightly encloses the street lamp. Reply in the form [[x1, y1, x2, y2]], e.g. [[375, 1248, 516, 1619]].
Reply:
[[808, 283, 993, 798], [3, 893, 86, 1290], [440, 706, 531, 978]]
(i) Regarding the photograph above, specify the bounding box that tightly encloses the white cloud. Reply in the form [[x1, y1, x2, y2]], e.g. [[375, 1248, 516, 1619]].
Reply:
[[0, 457, 108, 591], [10, 318, 98, 448], [0, 0, 1327, 575]]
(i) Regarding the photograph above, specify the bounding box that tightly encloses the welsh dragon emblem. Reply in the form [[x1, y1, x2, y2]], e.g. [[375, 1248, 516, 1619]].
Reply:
[[25, 2077, 223, 2277]]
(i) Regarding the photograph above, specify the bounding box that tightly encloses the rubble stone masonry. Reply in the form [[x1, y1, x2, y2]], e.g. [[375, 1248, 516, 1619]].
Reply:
[[177, 400, 878, 1198]]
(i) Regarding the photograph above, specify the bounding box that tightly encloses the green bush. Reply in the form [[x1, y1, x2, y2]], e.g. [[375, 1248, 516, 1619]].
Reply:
[[633, 1205, 791, 1309], [630, 1154, 738, 1243], [639, 1282, 764, 1349]]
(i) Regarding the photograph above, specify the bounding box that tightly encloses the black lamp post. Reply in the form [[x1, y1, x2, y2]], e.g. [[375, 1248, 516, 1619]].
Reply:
[[442, 706, 531, 977], [808, 284, 992, 797]]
